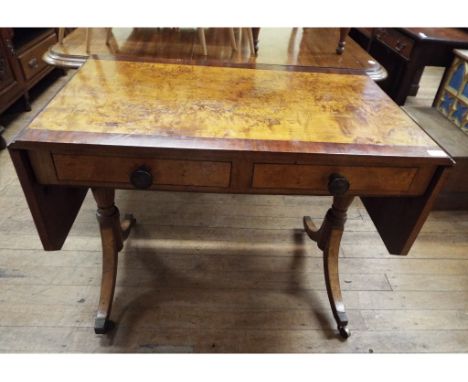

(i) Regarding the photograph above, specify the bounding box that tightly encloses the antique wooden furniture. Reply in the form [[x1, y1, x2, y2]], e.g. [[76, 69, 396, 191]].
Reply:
[[8, 57, 452, 338], [404, 49, 468, 209], [350, 28, 468, 105], [0, 28, 58, 149]]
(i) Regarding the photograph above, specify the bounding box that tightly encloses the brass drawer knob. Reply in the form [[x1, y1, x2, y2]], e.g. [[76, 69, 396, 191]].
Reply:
[[328, 173, 350, 196], [130, 166, 153, 189]]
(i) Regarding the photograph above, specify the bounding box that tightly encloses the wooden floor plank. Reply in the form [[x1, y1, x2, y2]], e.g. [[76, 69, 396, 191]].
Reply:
[[388, 274, 468, 291], [3, 285, 468, 310], [0, 205, 373, 234], [1, 326, 467, 353], [0, 264, 392, 292], [2, 248, 468, 275], [361, 309, 468, 331]]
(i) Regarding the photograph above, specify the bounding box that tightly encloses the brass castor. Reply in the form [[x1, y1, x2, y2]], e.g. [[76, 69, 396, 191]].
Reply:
[[94, 318, 115, 334], [338, 325, 351, 339]]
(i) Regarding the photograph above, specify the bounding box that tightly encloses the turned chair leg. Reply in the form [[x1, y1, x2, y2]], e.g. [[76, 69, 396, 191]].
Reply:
[[304, 194, 354, 338], [105, 27, 112, 46], [229, 28, 237, 51], [85, 28, 91, 54], [235, 28, 256, 56], [236, 28, 243, 57], [336, 27, 350, 54], [198, 28, 208, 56], [252, 27, 260, 53], [246, 27, 256, 56], [58, 28, 65, 45], [92, 188, 136, 334]]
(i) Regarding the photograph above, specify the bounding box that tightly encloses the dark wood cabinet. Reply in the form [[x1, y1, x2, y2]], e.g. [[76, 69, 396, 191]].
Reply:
[[0, 28, 58, 149], [0, 34, 23, 114], [405, 49, 468, 210], [350, 28, 468, 105]]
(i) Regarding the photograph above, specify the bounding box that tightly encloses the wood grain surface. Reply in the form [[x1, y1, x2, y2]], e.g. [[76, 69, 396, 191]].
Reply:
[[24, 59, 440, 149]]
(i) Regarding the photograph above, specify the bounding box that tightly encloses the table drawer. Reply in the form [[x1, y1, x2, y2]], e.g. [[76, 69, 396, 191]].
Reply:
[[252, 163, 426, 195], [17, 33, 56, 80], [374, 28, 414, 60], [52, 154, 231, 188]]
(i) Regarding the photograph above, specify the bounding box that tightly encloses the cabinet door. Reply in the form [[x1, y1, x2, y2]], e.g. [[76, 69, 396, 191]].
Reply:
[[0, 42, 16, 90], [0, 37, 23, 113]]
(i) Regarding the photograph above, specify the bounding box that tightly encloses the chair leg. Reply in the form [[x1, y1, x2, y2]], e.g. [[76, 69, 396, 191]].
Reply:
[[229, 28, 237, 51], [105, 28, 112, 46], [85, 28, 91, 54], [336, 28, 350, 54], [58, 28, 65, 45], [246, 28, 256, 56], [198, 28, 207, 56]]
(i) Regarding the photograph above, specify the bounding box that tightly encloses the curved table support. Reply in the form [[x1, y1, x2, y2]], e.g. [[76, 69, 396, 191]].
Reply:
[[92, 188, 136, 334], [304, 194, 355, 339]]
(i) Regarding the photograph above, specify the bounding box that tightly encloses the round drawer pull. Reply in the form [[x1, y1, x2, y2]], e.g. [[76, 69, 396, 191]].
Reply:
[[130, 166, 153, 189], [395, 41, 406, 52], [328, 173, 350, 196], [28, 57, 39, 69]]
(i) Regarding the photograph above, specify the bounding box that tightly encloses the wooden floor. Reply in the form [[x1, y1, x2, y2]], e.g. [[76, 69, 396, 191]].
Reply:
[[0, 64, 467, 353], [405, 66, 445, 108]]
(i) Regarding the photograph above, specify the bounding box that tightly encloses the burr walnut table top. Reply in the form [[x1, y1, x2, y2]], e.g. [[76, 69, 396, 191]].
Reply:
[[12, 58, 449, 164]]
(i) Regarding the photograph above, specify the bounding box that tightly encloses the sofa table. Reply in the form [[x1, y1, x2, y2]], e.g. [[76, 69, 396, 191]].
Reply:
[[8, 57, 452, 339]]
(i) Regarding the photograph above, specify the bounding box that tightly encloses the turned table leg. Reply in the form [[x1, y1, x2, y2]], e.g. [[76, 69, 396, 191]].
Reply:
[[92, 188, 136, 334], [303, 174, 354, 339]]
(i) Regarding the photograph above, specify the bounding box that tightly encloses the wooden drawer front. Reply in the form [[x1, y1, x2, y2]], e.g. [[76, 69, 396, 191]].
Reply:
[[18, 33, 56, 80], [375, 28, 414, 60], [252, 164, 422, 194], [53, 154, 231, 188]]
